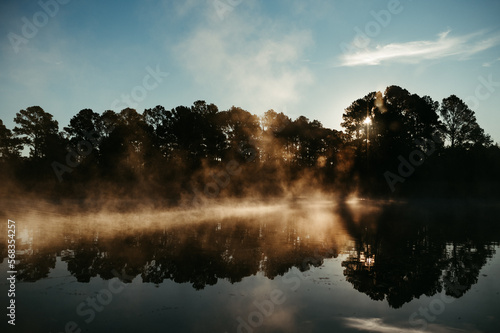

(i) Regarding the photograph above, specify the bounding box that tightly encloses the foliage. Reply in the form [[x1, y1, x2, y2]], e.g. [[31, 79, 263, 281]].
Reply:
[[0, 86, 498, 202]]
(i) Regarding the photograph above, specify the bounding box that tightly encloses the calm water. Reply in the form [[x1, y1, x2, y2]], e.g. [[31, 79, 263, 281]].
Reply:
[[1, 199, 500, 333]]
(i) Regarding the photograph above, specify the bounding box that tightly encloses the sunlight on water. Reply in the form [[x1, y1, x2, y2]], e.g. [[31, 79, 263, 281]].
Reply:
[[1, 200, 499, 332]]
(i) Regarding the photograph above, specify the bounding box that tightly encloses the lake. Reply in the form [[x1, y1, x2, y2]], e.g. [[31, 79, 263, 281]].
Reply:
[[1, 199, 499, 332]]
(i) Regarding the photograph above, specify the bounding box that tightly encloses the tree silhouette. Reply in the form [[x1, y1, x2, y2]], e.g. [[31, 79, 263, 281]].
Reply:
[[164, 101, 225, 168], [0, 85, 498, 201], [97, 108, 149, 182], [260, 109, 292, 163], [439, 95, 492, 148], [0, 119, 21, 159], [143, 105, 175, 159], [13, 106, 60, 159], [342, 91, 376, 143], [216, 106, 261, 160], [64, 108, 104, 147]]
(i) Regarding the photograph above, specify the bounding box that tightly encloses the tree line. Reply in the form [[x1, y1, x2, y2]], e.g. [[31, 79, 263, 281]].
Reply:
[[1, 85, 499, 206]]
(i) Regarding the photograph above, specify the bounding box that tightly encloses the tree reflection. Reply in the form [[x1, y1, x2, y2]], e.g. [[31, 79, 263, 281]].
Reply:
[[16, 252, 56, 282], [442, 241, 494, 297], [4, 203, 499, 308], [338, 202, 499, 308]]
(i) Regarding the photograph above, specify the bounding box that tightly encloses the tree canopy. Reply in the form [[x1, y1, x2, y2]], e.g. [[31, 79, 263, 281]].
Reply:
[[439, 95, 492, 148], [13, 106, 60, 159], [1, 86, 498, 205]]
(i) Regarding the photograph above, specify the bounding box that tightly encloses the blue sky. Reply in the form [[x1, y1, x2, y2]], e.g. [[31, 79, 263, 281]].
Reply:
[[1, 0, 499, 142]]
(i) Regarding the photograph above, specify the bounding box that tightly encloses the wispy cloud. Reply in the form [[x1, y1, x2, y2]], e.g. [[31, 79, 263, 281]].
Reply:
[[483, 57, 500, 67], [339, 30, 500, 67], [172, 10, 314, 112]]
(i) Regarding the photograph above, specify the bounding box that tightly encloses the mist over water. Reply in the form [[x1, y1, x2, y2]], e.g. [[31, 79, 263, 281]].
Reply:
[[1, 198, 499, 332]]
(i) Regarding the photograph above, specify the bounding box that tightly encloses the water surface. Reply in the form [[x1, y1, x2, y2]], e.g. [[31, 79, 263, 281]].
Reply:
[[1, 199, 499, 332]]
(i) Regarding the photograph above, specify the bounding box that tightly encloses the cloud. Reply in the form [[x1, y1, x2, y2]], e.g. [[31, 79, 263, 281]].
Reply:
[[482, 57, 500, 67], [339, 30, 500, 67], [172, 10, 314, 113]]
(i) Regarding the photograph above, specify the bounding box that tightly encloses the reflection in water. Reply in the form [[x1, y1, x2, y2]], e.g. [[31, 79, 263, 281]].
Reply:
[[338, 201, 499, 308], [344, 317, 418, 333], [342, 317, 469, 333], [1, 200, 499, 309]]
